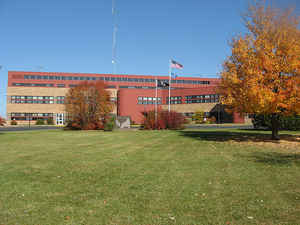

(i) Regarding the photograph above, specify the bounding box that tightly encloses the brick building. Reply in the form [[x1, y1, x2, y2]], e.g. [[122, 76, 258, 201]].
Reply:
[[6, 71, 244, 125]]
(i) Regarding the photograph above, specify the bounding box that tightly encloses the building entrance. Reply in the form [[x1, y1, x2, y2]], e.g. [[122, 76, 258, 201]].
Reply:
[[56, 113, 64, 125]]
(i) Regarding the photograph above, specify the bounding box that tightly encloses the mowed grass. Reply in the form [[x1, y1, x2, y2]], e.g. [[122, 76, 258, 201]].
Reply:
[[0, 129, 300, 225]]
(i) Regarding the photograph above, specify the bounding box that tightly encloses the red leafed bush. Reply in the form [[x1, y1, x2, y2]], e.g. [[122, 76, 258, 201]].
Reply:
[[0, 117, 6, 126], [65, 81, 113, 130], [142, 109, 186, 130]]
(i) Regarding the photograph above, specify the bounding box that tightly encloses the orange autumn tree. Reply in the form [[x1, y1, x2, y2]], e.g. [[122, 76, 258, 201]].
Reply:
[[219, 1, 300, 140], [65, 81, 113, 130], [0, 117, 5, 126]]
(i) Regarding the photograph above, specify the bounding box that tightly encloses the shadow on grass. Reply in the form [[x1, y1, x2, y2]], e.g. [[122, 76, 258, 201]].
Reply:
[[178, 130, 300, 144], [247, 151, 300, 166]]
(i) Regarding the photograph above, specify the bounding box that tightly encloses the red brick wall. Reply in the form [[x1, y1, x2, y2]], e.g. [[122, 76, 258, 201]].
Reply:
[[118, 89, 165, 124], [118, 87, 219, 124], [233, 112, 245, 123]]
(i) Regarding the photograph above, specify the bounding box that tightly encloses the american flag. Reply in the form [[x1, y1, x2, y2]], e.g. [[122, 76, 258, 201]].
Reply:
[[171, 60, 183, 69]]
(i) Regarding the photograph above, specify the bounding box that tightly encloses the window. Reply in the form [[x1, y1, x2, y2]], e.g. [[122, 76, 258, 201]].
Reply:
[[10, 96, 55, 104], [57, 84, 65, 88], [138, 96, 161, 105]]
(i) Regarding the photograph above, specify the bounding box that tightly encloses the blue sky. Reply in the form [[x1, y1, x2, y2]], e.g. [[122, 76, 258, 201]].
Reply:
[[0, 0, 299, 117]]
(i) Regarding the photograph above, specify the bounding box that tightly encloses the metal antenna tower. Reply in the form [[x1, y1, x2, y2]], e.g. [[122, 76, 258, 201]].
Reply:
[[112, 0, 117, 74]]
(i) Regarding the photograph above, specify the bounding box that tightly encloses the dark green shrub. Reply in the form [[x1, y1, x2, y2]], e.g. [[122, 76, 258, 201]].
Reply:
[[103, 122, 114, 131], [11, 120, 17, 125], [47, 117, 54, 125], [36, 119, 45, 125], [252, 114, 300, 130], [103, 115, 116, 131]]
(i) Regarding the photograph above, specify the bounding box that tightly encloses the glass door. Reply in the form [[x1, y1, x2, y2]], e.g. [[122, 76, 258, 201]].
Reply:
[[56, 113, 64, 125]]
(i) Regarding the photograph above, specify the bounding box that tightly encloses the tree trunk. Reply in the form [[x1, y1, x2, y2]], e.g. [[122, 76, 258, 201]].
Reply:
[[271, 114, 280, 140]]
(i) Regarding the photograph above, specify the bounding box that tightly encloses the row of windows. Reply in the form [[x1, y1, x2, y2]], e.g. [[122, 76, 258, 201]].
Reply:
[[11, 100, 55, 104], [11, 117, 51, 121], [137, 96, 162, 105], [138, 101, 162, 105], [166, 96, 182, 100], [9, 96, 117, 104], [57, 96, 65, 100], [12, 83, 66, 88], [186, 94, 219, 99], [185, 99, 219, 103], [10, 113, 53, 117], [11, 96, 54, 100], [23, 75, 211, 85], [169, 100, 182, 104], [119, 86, 177, 89], [137, 97, 162, 101], [11, 96, 65, 100], [10, 96, 65, 104], [13, 83, 54, 87], [120, 86, 155, 89], [183, 112, 210, 117], [12, 83, 182, 90]]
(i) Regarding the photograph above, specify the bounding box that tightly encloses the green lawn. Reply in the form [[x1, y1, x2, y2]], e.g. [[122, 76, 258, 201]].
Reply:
[[0, 129, 299, 225]]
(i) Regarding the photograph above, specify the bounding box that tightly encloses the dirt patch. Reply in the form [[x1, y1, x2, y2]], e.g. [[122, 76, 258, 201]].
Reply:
[[231, 135, 300, 152]]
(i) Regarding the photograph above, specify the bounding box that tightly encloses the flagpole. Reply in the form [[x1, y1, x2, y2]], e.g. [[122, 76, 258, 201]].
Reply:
[[168, 59, 171, 112], [155, 77, 158, 127]]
